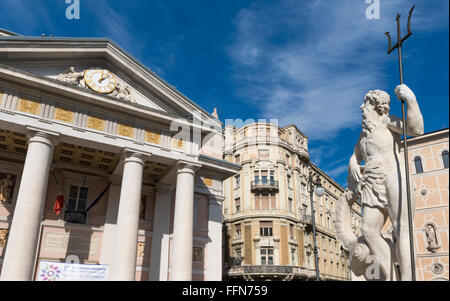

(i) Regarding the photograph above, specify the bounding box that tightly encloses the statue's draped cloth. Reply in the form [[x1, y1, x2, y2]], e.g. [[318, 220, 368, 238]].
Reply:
[[358, 157, 388, 209]]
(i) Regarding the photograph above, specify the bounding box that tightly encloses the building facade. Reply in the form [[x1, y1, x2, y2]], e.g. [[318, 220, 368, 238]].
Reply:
[[0, 30, 239, 281], [222, 123, 362, 281], [407, 128, 449, 281]]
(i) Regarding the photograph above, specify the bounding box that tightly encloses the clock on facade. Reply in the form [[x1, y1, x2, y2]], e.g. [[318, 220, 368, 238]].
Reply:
[[84, 68, 117, 94]]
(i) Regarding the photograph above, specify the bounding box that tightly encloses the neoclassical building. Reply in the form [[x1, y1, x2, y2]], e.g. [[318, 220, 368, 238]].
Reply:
[[406, 128, 448, 281], [222, 123, 362, 281], [0, 29, 239, 281]]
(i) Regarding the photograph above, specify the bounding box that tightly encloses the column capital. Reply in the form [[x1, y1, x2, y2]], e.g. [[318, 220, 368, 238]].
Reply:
[[177, 160, 201, 175], [121, 148, 150, 166], [25, 126, 60, 148]]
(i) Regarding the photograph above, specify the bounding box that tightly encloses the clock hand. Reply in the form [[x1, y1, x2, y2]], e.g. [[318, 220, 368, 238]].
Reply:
[[98, 70, 105, 83]]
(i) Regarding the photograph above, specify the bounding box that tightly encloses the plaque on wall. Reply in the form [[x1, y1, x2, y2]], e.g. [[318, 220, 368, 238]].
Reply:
[[44, 232, 98, 257]]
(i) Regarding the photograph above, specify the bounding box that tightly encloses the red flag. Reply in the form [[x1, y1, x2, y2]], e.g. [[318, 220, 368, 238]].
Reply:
[[52, 172, 64, 215], [53, 190, 64, 216]]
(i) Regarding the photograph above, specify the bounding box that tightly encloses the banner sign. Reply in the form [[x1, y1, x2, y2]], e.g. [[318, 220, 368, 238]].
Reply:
[[37, 261, 108, 281]]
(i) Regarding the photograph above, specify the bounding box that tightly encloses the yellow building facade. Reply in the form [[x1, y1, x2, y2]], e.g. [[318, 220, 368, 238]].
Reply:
[[407, 128, 449, 281], [222, 123, 362, 280]]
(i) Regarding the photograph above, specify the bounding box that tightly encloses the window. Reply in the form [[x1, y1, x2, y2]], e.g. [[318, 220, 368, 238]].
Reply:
[[261, 194, 270, 210], [67, 185, 88, 213], [255, 194, 261, 210], [270, 171, 275, 182], [235, 154, 241, 164], [301, 182, 307, 195], [288, 198, 294, 213], [260, 247, 274, 265], [261, 170, 268, 184], [65, 185, 89, 224], [235, 198, 241, 213], [442, 150, 449, 169], [254, 174, 260, 183], [235, 224, 241, 239], [260, 221, 273, 237], [289, 224, 294, 239], [414, 156, 424, 174], [270, 193, 276, 209], [235, 175, 240, 188], [287, 174, 292, 189]]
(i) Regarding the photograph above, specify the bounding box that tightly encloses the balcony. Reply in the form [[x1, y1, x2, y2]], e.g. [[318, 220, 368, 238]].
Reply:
[[251, 180, 279, 192], [64, 211, 87, 224], [226, 265, 317, 280]]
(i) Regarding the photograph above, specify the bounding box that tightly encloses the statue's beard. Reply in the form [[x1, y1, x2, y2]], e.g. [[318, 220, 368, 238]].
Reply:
[[362, 107, 383, 132]]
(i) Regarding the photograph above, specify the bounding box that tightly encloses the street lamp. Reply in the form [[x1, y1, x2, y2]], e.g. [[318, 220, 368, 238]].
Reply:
[[305, 170, 325, 281]]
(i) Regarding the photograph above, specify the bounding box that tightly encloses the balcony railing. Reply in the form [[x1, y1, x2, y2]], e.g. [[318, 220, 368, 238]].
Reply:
[[251, 180, 279, 192], [227, 265, 317, 278], [64, 211, 87, 224]]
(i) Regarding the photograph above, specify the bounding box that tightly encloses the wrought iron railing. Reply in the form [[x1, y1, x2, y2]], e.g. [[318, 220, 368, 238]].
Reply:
[[64, 211, 87, 224]]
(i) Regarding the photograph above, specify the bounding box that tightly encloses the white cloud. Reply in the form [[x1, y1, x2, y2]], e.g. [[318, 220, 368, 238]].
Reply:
[[228, 0, 448, 140]]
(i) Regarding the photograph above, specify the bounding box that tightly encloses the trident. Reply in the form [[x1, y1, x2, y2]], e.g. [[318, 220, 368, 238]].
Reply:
[[385, 5, 416, 281]]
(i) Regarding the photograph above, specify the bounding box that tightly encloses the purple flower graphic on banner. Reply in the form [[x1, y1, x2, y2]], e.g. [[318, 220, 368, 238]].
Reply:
[[40, 264, 61, 281]]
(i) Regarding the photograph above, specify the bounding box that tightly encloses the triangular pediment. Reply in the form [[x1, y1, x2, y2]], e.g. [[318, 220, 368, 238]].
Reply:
[[0, 36, 220, 127]]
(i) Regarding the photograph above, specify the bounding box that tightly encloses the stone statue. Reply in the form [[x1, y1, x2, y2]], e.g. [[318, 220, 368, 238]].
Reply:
[[0, 229, 8, 248], [57, 67, 85, 86], [115, 82, 135, 103], [0, 174, 14, 203], [425, 224, 439, 252], [335, 84, 424, 281]]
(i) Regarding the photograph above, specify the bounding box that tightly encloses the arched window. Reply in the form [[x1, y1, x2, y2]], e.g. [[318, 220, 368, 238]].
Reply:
[[442, 150, 449, 169], [414, 156, 424, 174]]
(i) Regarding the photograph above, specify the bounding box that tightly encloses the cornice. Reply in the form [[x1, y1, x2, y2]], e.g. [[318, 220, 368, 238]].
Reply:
[[0, 37, 221, 127], [0, 64, 216, 134]]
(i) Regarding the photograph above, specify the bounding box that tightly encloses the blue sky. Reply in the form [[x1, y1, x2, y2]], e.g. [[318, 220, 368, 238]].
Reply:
[[1, 0, 448, 186]]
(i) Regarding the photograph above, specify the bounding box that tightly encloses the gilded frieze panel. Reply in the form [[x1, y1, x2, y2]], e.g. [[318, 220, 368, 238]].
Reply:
[[145, 131, 161, 145], [17, 98, 41, 115], [117, 124, 134, 138], [86, 116, 106, 132], [172, 138, 185, 151], [54, 108, 75, 124]]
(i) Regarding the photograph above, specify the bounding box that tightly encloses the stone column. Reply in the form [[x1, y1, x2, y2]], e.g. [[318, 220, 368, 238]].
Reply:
[[205, 195, 224, 281], [99, 176, 122, 266], [109, 152, 146, 281], [149, 184, 172, 281], [170, 162, 199, 281], [0, 130, 58, 281]]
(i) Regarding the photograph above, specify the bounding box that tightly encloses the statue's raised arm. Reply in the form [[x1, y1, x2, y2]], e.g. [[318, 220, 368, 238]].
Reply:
[[387, 84, 424, 137]]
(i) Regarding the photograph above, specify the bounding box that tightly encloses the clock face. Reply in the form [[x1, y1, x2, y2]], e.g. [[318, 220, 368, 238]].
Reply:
[[84, 68, 117, 94]]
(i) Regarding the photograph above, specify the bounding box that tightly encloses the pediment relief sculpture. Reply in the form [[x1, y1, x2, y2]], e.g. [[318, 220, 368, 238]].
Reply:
[[56, 67, 135, 103], [57, 67, 85, 87]]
